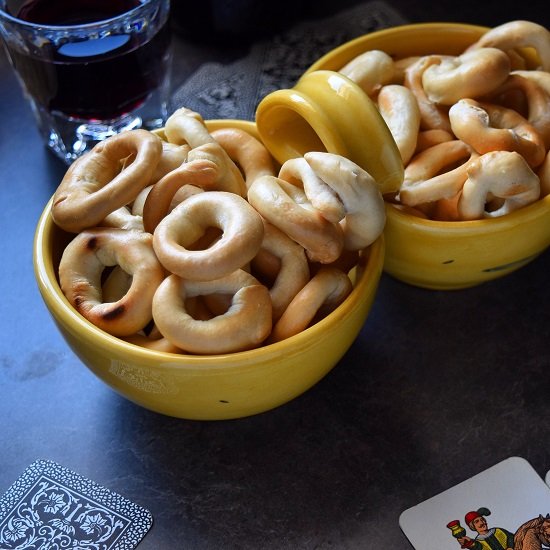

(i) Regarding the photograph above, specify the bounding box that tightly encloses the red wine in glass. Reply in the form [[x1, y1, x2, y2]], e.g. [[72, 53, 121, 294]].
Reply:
[[10, 0, 171, 121]]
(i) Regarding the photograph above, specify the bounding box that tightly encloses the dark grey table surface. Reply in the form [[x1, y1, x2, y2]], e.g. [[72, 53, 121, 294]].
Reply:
[[1, 1, 549, 548]]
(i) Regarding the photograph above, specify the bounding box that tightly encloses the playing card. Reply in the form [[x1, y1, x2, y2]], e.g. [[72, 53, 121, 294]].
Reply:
[[0, 459, 153, 549], [400, 456, 550, 550]]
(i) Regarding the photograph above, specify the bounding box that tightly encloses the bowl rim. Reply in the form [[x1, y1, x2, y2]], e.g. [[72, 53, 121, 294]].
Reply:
[[305, 21, 491, 74], [34, 197, 385, 368], [385, 192, 550, 231]]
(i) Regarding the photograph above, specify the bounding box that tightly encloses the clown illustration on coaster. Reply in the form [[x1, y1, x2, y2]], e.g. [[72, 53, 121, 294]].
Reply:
[[399, 457, 550, 550]]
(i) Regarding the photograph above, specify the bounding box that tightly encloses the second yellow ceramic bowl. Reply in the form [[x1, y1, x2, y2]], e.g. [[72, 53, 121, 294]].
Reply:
[[302, 23, 550, 289], [33, 120, 385, 420]]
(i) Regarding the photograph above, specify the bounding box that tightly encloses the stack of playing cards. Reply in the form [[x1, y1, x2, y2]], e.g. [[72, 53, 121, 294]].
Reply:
[[0, 460, 153, 549], [400, 457, 550, 549]]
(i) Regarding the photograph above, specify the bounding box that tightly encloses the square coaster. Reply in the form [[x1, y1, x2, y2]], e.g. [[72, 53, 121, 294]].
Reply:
[[0, 459, 153, 549]]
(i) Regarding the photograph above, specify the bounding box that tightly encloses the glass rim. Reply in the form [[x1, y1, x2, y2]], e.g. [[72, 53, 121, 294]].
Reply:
[[0, 0, 164, 32]]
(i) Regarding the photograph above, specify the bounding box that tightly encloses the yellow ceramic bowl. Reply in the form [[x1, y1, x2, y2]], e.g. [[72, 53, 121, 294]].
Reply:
[[33, 120, 385, 420], [303, 23, 550, 289]]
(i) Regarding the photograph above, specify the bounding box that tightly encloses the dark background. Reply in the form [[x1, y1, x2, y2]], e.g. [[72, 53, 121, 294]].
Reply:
[[1, 1, 549, 548], [171, 0, 550, 41]]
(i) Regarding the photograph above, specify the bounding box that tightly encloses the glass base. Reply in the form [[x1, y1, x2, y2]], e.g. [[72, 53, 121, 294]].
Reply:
[[44, 111, 166, 165], [28, 89, 169, 165]]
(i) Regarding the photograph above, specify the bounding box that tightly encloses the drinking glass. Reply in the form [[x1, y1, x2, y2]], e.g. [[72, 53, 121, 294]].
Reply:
[[0, 0, 172, 164]]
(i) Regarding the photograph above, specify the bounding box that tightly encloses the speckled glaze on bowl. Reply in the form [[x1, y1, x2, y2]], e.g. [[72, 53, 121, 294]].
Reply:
[[303, 23, 550, 289], [33, 120, 385, 420]]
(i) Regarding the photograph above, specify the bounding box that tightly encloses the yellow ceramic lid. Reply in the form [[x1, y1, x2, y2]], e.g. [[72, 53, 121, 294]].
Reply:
[[255, 69, 404, 194]]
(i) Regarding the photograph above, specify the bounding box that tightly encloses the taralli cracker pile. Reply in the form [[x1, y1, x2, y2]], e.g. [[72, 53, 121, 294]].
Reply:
[[52, 108, 386, 355], [339, 20, 550, 221]]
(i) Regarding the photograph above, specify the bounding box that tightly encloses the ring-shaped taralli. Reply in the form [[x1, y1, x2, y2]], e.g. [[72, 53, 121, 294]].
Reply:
[[143, 138, 247, 233], [169, 184, 205, 211], [278, 157, 345, 223], [254, 221, 310, 322], [52, 129, 163, 233], [401, 140, 471, 184], [251, 249, 281, 285], [160, 107, 247, 194], [150, 141, 190, 184], [467, 20, 550, 72], [393, 56, 421, 83], [485, 74, 550, 149], [142, 151, 220, 233], [448, 98, 546, 167], [404, 55, 452, 132], [377, 84, 421, 165], [303, 152, 386, 250], [268, 267, 353, 344], [458, 151, 541, 220], [210, 127, 276, 189], [506, 50, 529, 70], [101, 206, 144, 232], [338, 49, 395, 96], [512, 70, 550, 96], [164, 108, 247, 190], [421, 47, 511, 105], [538, 150, 550, 197], [59, 228, 165, 337], [414, 129, 454, 153], [164, 107, 214, 148], [153, 191, 264, 281], [152, 270, 272, 354], [132, 185, 153, 217], [310, 248, 361, 276], [123, 332, 184, 354], [398, 140, 477, 206], [185, 142, 247, 196], [432, 192, 463, 221], [247, 175, 344, 264], [132, 183, 204, 219]]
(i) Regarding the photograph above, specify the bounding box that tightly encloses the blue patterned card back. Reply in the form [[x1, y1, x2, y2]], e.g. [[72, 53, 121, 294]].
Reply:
[[0, 460, 152, 549]]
